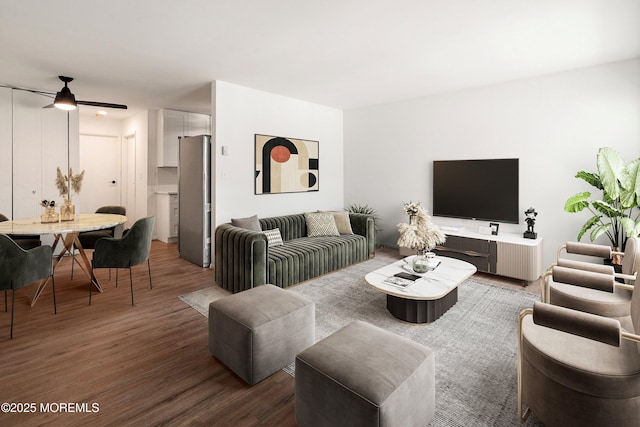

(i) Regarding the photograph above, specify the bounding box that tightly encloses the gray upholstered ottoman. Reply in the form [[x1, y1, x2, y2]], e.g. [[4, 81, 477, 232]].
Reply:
[[295, 320, 435, 427], [208, 284, 314, 385]]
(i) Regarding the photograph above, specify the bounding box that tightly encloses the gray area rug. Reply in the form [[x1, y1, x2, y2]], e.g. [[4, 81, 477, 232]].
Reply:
[[180, 257, 544, 426]]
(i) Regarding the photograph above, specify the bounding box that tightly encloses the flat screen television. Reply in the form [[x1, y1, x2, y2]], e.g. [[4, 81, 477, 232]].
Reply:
[[432, 158, 519, 224]]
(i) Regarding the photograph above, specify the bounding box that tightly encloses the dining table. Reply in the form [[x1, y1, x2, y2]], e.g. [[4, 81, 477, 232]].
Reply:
[[0, 213, 128, 305]]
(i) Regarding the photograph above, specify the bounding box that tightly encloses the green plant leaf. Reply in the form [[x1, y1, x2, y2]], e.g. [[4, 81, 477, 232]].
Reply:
[[564, 192, 591, 213], [590, 222, 611, 242], [592, 200, 623, 218], [621, 158, 640, 207], [577, 215, 600, 241], [620, 187, 636, 209], [596, 147, 625, 200], [620, 217, 640, 238], [575, 171, 602, 189], [347, 203, 382, 232]]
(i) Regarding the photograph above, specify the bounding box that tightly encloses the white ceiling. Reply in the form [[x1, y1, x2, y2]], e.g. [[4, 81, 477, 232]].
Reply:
[[1, 0, 639, 119]]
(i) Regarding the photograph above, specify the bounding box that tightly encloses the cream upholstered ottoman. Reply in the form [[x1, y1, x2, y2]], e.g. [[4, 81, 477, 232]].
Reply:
[[208, 284, 314, 385], [295, 320, 435, 427]]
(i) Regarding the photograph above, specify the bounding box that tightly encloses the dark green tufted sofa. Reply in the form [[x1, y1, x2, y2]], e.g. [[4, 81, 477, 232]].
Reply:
[[215, 213, 375, 293]]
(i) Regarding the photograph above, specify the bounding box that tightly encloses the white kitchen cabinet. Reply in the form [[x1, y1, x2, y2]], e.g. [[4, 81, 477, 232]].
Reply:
[[184, 111, 211, 137], [157, 109, 184, 167], [157, 109, 211, 167], [156, 192, 178, 243]]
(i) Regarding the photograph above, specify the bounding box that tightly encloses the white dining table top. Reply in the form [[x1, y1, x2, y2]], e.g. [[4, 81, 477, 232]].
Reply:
[[0, 213, 127, 235]]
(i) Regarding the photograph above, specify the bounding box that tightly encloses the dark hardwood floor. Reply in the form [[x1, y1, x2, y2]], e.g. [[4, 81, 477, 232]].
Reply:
[[0, 240, 296, 426], [0, 241, 531, 426]]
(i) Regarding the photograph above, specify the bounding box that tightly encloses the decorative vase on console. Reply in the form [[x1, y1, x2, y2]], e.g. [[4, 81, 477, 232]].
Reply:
[[55, 166, 85, 222], [397, 202, 446, 274]]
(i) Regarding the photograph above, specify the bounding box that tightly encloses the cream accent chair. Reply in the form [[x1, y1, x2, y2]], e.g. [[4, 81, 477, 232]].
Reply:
[[541, 238, 639, 322], [518, 294, 640, 426]]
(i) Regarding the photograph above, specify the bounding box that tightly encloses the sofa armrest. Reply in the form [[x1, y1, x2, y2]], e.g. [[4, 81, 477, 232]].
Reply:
[[349, 213, 376, 258], [215, 223, 268, 293]]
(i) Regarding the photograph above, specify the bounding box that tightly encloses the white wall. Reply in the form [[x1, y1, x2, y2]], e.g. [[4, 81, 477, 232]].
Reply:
[[122, 110, 150, 224], [79, 115, 123, 136], [344, 59, 640, 269], [213, 81, 344, 229]]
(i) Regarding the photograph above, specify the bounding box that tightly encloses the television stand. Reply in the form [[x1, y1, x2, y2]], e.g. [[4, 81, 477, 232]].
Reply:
[[401, 229, 543, 286]]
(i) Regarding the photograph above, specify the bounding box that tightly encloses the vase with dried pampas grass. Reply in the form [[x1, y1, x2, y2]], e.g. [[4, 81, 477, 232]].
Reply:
[[55, 166, 85, 221], [397, 202, 446, 273]]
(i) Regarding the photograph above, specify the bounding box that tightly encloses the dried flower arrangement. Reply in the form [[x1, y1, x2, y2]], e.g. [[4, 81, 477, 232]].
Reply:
[[55, 167, 85, 201], [397, 204, 446, 253], [403, 201, 421, 216], [40, 199, 56, 208]]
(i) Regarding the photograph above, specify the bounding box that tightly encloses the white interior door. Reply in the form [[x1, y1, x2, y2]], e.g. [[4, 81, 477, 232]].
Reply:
[[123, 133, 137, 228], [79, 134, 121, 214], [12, 91, 45, 218]]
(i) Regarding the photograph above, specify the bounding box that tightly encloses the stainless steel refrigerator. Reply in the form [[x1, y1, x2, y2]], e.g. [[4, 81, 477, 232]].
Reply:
[[178, 135, 211, 267]]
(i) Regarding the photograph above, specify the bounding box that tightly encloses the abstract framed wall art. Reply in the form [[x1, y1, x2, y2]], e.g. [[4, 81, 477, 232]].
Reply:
[[255, 134, 319, 194]]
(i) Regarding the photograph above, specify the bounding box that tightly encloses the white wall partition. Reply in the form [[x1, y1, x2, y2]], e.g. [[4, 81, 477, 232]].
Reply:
[[344, 59, 640, 269], [213, 81, 344, 229]]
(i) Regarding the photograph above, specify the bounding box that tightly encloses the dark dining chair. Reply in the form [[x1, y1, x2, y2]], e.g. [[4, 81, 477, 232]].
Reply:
[[0, 213, 42, 250], [91, 216, 155, 306], [0, 234, 55, 338], [71, 205, 126, 278]]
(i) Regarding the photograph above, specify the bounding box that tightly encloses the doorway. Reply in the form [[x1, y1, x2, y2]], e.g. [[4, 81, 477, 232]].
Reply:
[[79, 134, 121, 214], [79, 133, 136, 227]]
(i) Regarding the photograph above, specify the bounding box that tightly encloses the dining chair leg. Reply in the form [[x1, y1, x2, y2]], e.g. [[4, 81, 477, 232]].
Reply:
[[147, 259, 153, 290], [89, 266, 93, 306], [115, 269, 119, 288], [70, 244, 75, 279], [10, 287, 15, 339], [51, 276, 57, 315], [129, 266, 134, 306], [4, 290, 6, 312]]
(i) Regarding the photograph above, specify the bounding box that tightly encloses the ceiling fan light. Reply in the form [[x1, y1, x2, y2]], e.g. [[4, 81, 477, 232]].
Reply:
[[54, 87, 77, 110]]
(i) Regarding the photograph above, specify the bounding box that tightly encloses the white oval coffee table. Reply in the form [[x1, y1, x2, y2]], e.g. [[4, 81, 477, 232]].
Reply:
[[365, 255, 477, 323]]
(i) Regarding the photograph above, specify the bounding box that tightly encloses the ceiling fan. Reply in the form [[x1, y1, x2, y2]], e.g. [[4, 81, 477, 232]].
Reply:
[[49, 76, 127, 110]]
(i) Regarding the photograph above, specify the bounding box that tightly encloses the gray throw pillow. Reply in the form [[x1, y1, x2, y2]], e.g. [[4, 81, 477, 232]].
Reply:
[[231, 214, 262, 231]]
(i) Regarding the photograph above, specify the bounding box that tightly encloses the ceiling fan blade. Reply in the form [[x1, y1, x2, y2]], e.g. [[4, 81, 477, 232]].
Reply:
[[43, 103, 55, 108], [77, 100, 128, 110]]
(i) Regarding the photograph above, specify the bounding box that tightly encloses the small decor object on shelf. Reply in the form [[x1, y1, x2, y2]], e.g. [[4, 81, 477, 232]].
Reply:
[[55, 166, 84, 221], [490, 222, 500, 236], [40, 199, 59, 223], [523, 207, 538, 239], [397, 202, 446, 273]]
